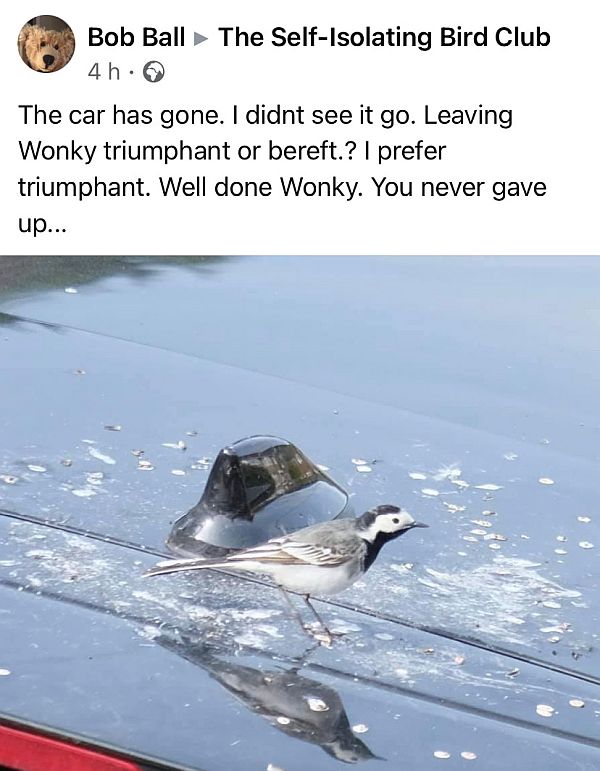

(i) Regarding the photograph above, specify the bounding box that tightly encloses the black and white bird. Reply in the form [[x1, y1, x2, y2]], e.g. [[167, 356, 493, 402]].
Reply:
[[145, 504, 427, 640]]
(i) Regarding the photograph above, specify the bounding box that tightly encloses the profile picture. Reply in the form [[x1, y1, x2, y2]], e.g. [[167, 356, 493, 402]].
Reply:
[[18, 15, 75, 73]]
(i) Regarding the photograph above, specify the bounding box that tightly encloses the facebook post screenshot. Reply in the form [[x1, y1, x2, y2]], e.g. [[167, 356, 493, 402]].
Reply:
[[0, 2, 599, 771]]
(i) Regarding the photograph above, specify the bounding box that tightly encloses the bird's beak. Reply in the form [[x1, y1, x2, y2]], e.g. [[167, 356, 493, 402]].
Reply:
[[411, 521, 429, 528]]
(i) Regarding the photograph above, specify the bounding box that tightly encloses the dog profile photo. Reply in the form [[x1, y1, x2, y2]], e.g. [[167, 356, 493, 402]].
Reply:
[[18, 15, 75, 73]]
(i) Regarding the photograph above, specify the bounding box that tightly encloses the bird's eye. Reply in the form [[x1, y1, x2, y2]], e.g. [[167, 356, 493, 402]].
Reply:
[[392, 517, 400, 524], [41, 41, 47, 47], [54, 44, 59, 50]]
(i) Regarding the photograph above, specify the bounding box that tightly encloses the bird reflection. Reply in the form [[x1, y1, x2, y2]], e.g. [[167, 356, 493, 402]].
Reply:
[[155, 633, 379, 764]]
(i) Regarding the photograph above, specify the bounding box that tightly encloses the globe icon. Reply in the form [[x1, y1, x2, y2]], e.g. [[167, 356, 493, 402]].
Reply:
[[143, 61, 165, 82]]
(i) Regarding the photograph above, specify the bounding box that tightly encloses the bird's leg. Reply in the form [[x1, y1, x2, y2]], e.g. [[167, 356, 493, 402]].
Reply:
[[277, 587, 333, 646], [302, 594, 334, 644], [277, 585, 313, 640]]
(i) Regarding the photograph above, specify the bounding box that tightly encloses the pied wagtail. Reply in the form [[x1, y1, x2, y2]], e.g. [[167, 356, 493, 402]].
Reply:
[[145, 504, 428, 641]]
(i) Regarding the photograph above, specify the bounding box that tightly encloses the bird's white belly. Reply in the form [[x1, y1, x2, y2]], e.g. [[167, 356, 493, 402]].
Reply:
[[270, 563, 358, 595]]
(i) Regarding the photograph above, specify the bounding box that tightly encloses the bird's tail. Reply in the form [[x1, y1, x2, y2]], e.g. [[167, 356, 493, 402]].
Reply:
[[144, 557, 228, 578]]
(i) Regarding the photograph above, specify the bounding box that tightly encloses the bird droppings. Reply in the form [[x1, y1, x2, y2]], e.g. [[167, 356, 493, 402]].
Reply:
[[488, 543, 501, 550], [351, 458, 367, 465], [390, 563, 414, 574], [577, 516, 591, 523], [352, 724, 369, 734], [104, 425, 122, 432], [276, 716, 291, 725], [329, 620, 362, 634], [316, 464, 330, 472], [61, 459, 73, 467], [542, 601, 562, 609], [554, 549, 567, 555], [267, 764, 286, 771], [171, 469, 186, 476], [306, 698, 329, 712], [470, 529, 488, 536], [356, 465, 372, 473], [0, 475, 18, 485], [421, 488, 440, 497], [255, 624, 284, 639], [538, 478, 555, 485], [472, 520, 492, 528], [131, 449, 144, 457], [461, 751, 477, 760], [404, 558, 582, 645], [137, 460, 154, 471], [453, 655, 466, 665], [0, 668, 11, 676], [64, 286, 78, 294], [443, 503, 466, 513], [228, 609, 280, 621], [162, 441, 187, 450], [138, 625, 162, 641], [71, 488, 97, 498], [433, 465, 462, 482], [74, 368, 86, 375], [540, 623, 571, 635], [578, 542, 594, 549], [409, 472, 427, 480], [88, 448, 116, 465], [451, 479, 469, 489], [536, 704, 555, 718], [474, 484, 503, 491], [27, 465, 47, 473], [569, 699, 585, 708], [556, 535, 567, 542], [433, 750, 451, 759], [503, 453, 518, 461]]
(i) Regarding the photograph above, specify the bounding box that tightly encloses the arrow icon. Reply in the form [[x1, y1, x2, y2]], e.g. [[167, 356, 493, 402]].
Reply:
[[194, 32, 208, 45]]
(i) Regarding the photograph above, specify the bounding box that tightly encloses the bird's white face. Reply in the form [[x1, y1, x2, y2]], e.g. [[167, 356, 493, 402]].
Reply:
[[359, 507, 420, 542], [375, 509, 416, 533]]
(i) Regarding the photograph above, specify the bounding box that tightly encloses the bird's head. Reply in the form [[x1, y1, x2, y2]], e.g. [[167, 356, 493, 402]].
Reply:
[[357, 504, 428, 543]]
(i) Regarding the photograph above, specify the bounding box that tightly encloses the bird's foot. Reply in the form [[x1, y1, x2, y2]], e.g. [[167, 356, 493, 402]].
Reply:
[[312, 630, 334, 648], [303, 622, 338, 647]]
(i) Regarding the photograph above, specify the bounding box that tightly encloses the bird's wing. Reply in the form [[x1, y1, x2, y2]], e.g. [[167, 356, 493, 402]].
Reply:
[[227, 536, 357, 567]]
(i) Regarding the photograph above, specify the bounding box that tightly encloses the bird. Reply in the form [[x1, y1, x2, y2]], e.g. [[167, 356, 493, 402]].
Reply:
[[145, 504, 428, 642]]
